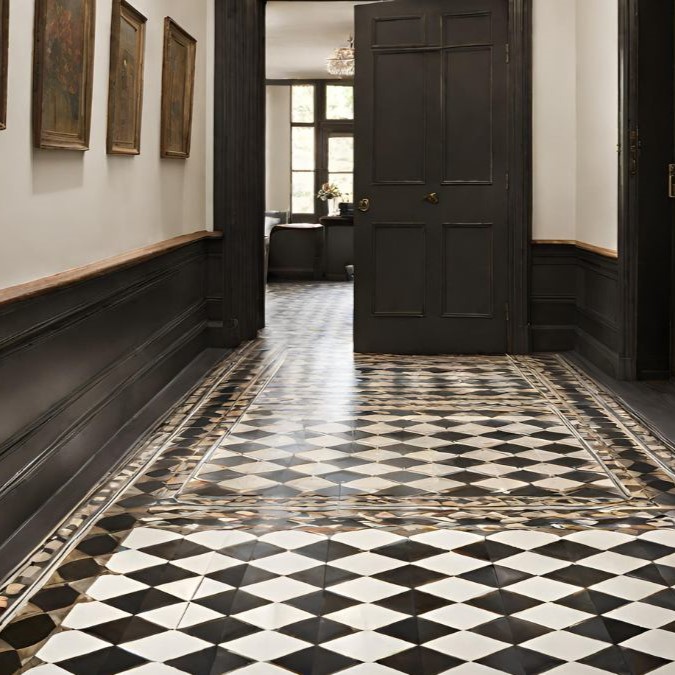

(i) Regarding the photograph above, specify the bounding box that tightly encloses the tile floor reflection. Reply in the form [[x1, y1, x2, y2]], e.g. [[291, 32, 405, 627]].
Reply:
[[2, 282, 675, 674]]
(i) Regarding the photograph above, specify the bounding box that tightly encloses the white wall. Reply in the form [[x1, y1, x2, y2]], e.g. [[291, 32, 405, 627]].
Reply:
[[532, 0, 618, 253], [266, 85, 291, 212], [532, 0, 577, 242], [575, 0, 619, 252], [0, 0, 214, 290]]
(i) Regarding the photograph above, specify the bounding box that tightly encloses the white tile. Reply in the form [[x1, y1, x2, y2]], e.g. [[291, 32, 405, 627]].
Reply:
[[37, 631, 111, 663], [641, 530, 675, 548], [414, 552, 490, 576], [343, 477, 397, 491], [157, 577, 203, 601], [122, 630, 211, 662], [546, 665, 609, 674], [580, 552, 646, 575], [62, 601, 130, 629], [656, 553, 675, 568], [86, 575, 149, 601], [589, 576, 663, 601], [410, 530, 483, 550], [177, 603, 224, 628], [329, 552, 407, 576], [290, 462, 341, 476], [326, 604, 407, 630], [513, 603, 594, 630], [563, 530, 634, 550], [233, 603, 313, 630], [243, 577, 316, 602], [222, 476, 278, 491], [440, 665, 506, 674], [330, 577, 407, 603], [139, 603, 189, 629], [323, 630, 412, 661], [26, 667, 71, 675], [507, 577, 578, 602], [498, 552, 569, 576], [421, 604, 500, 630], [173, 552, 240, 575], [229, 665, 302, 675], [250, 551, 322, 575], [522, 631, 607, 661], [331, 530, 405, 551], [605, 602, 675, 628], [185, 530, 256, 550], [621, 629, 675, 661], [124, 665, 187, 674], [222, 630, 311, 661], [337, 665, 401, 675], [421, 577, 492, 602], [121, 528, 182, 550], [106, 550, 166, 574], [193, 577, 235, 599], [425, 631, 510, 660], [408, 477, 464, 492]]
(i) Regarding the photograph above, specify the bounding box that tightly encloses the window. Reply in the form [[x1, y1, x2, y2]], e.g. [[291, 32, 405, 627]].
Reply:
[[291, 84, 316, 216], [288, 81, 354, 221], [326, 84, 354, 120]]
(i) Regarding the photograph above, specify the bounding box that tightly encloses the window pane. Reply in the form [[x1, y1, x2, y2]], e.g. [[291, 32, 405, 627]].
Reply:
[[329, 173, 353, 203], [292, 171, 315, 213], [292, 127, 315, 170], [326, 85, 354, 120], [292, 85, 314, 123], [328, 136, 354, 173]]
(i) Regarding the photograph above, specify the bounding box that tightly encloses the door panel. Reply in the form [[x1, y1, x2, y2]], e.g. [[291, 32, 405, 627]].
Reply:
[[372, 53, 427, 184], [443, 224, 493, 317], [373, 224, 426, 316], [355, 0, 509, 354], [443, 48, 493, 183]]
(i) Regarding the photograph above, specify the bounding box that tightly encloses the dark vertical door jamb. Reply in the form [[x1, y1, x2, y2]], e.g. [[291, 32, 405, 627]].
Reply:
[[214, 0, 266, 347]]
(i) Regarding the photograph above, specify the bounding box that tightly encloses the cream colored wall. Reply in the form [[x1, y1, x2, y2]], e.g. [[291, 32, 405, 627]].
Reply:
[[266, 85, 291, 213], [532, 0, 577, 242], [0, 0, 214, 290], [575, 0, 619, 252], [531, 0, 618, 253]]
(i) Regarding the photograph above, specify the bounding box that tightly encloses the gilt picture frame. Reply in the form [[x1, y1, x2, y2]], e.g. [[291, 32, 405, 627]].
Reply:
[[107, 0, 146, 155], [0, 0, 9, 131], [160, 18, 196, 159], [32, 0, 96, 150]]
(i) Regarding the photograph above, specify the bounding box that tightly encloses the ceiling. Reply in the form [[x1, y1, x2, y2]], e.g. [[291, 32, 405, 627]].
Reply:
[[266, 1, 374, 80]]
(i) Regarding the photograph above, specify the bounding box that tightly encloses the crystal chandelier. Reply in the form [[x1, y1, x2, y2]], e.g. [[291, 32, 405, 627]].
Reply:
[[327, 36, 355, 78]]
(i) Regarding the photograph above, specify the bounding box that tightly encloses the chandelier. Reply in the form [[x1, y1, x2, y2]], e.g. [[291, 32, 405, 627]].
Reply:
[[327, 36, 355, 78]]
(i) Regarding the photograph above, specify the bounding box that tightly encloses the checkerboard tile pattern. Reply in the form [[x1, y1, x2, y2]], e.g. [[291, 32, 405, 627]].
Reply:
[[17, 526, 675, 674], [187, 407, 624, 501]]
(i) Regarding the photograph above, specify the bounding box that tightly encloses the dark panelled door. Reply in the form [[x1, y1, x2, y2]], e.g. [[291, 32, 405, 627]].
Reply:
[[354, 0, 509, 354]]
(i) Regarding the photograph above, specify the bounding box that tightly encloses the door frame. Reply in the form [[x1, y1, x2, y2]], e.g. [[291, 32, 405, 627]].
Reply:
[[618, 0, 674, 379], [213, 0, 533, 352]]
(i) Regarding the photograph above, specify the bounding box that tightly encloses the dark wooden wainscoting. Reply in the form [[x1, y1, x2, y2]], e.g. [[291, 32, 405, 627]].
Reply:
[[0, 232, 225, 580], [531, 242, 621, 377]]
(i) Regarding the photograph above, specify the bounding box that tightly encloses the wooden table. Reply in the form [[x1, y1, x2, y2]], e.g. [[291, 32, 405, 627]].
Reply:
[[319, 215, 354, 281]]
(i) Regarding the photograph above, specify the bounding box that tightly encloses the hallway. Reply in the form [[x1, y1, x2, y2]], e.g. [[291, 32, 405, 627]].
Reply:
[[1, 283, 675, 673]]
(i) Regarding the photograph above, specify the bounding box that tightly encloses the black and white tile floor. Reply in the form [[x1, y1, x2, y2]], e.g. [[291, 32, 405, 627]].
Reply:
[[4, 282, 675, 674]]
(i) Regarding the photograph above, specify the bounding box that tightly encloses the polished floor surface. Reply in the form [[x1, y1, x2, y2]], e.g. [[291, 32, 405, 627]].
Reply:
[[3, 282, 675, 674]]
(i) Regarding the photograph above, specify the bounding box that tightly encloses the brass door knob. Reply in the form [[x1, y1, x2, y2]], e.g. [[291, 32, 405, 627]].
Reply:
[[424, 192, 439, 204], [358, 198, 370, 212]]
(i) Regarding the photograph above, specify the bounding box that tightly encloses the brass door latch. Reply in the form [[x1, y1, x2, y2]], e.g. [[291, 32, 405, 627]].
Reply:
[[423, 192, 439, 204], [358, 198, 370, 212]]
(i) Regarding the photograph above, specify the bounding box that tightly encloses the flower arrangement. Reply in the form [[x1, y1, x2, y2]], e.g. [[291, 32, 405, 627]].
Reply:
[[316, 183, 342, 201]]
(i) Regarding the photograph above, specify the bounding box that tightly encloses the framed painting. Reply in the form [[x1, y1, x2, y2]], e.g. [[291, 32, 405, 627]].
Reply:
[[107, 0, 146, 155], [160, 18, 196, 159], [32, 0, 96, 150], [0, 0, 8, 130]]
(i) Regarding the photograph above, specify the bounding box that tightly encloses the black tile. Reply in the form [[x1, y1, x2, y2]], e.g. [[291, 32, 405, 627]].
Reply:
[[0, 614, 56, 649], [168, 646, 252, 674], [380, 645, 461, 674], [58, 646, 146, 675], [274, 646, 358, 675]]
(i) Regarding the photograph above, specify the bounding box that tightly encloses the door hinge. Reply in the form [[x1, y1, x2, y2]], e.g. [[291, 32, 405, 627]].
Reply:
[[505, 303, 510, 323], [505, 173, 510, 191], [505, 43, 510, 63], [629, 128, 640, 176]]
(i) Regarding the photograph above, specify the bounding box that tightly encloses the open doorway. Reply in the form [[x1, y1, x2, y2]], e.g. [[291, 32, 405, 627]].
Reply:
[[214, 0, 531, 353], [265, 2, 359, 284]]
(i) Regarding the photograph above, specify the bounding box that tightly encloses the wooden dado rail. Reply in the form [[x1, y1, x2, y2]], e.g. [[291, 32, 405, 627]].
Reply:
[[0, 230, 223, 308], [532, 239, 619, 259]]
